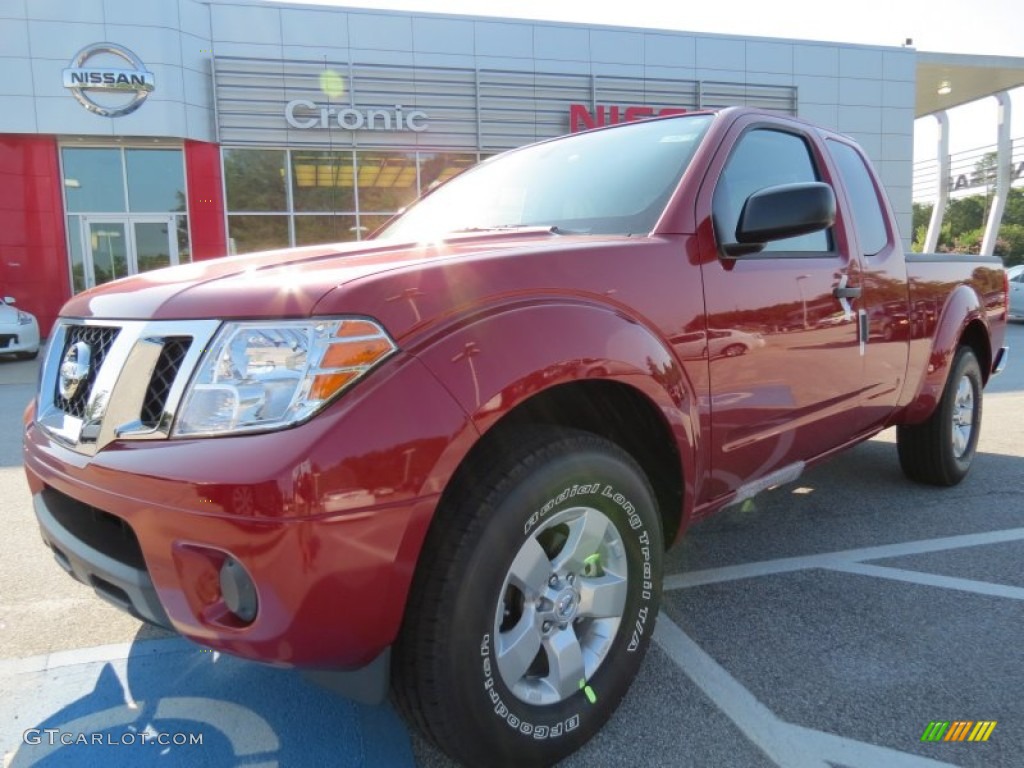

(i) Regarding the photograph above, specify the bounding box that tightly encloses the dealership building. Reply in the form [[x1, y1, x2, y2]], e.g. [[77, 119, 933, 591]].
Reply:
[[2, 0, 1022, 334]]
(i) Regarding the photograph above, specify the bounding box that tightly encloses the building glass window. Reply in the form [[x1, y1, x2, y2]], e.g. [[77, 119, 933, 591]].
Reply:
[[356, 151, 418, 212], [419, 153, 478, 193], [177, 217, 191, 263], [62, 148, 126, 213], [224, 149, 287, 211], [67, 216, 86, 293], [294, 215, 359, 245], [291, 151, 355, 212], [62, 146, 190, 293], [126, 149, 187, 213], [227, 215, 290, 254], [223, 148, 482, 252], [358, 214, 395, 239]]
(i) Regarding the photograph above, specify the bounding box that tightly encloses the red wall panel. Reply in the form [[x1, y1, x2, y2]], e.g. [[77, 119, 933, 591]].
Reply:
[[0, 136, 69, 338], [185, 140, 227, 262]]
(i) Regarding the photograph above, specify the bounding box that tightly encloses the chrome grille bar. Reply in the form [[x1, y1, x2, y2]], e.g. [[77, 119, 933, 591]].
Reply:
[[36, 319, 222, 455]]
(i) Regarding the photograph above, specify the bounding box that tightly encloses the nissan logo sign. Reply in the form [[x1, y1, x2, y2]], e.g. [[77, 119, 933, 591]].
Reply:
[[59, 341, 93, 401], [62, 43, 155, 117]]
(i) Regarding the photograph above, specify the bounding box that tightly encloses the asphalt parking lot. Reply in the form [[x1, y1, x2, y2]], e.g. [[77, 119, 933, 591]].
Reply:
[[2, 321, 1022, 768]]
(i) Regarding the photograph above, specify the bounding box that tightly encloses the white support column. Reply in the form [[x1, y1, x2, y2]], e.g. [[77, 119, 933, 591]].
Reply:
[[981, 91, 1012, 257], [923, 111, 949, 253]]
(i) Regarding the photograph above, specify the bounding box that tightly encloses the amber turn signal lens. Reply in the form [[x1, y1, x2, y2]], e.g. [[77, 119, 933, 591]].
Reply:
[[321, 338, 394, 368], [309, 371, 359, 400], [335, 319, 387, 338]]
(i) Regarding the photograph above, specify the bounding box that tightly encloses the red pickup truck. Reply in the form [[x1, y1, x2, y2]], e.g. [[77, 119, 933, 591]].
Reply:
[[24, 107, 1009, 766]]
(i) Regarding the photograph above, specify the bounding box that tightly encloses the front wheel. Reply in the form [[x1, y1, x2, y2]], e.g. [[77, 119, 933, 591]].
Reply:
[[897, 346, 983, 486], [393, 428, 663, 767]]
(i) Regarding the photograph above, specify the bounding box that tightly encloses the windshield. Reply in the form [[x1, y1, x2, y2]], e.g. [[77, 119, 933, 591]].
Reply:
[[377, 114, 713, 240]]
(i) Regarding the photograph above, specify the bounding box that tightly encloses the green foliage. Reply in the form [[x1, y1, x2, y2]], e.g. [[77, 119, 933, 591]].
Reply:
[[950, 227, 983, 254], [998, 223, 1024, 267], [916, 187, 1024, 265], [946, 195, 986, 235]]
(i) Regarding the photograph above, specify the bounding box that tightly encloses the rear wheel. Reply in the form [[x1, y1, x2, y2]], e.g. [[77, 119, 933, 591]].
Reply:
[[722, 343, 747, 357], [393, 427, 663, 767], [897, 346, 982, 486]]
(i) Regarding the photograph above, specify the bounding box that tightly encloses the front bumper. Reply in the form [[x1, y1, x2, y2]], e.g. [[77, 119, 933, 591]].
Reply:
[[0, 320, 40, 355], [23, 352, 471, 674], [35, 487, 172, 629]]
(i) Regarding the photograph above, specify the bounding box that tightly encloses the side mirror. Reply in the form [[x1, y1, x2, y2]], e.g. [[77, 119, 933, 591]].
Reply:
[[724, 182, 835, 257], [3, 296, 14, 305]]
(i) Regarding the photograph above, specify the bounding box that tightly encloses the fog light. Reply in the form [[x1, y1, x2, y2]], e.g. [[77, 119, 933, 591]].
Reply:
[[219, 557, 258, 623]]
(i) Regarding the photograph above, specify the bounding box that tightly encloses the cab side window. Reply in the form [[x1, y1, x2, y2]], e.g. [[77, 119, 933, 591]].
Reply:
[[827, 139, 890, 255], [713, 129, 831, 253]]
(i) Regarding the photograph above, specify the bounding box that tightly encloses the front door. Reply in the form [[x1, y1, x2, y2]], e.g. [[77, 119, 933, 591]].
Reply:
[[80, 216, 179, 289], [692, 119, 864, 504]]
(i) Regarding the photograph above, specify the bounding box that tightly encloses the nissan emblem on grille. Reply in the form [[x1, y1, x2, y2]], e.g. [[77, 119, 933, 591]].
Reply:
[[59, 341, 92, 400]]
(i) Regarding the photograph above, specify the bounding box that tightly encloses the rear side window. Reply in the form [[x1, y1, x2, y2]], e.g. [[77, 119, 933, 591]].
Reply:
[[713, 128, 830, 253], [827, 140, 890, 256]]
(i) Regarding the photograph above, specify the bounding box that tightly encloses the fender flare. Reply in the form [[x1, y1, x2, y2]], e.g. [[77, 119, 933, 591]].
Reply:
[[411, 299, 701, 530], [898, 283, 990, 425]]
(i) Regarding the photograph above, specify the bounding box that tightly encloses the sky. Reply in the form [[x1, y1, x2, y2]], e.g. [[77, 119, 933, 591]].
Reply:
[[276, 0, 1024, 167]]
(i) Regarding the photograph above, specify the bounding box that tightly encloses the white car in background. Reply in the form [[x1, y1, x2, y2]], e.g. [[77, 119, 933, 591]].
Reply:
[[1009, 264, 1023, 321], [0, 295, 40, 360], [672, 327, 767, 359]]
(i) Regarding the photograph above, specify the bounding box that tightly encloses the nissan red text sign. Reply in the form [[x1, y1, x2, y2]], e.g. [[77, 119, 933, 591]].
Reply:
[[569, 103, 687, 132]]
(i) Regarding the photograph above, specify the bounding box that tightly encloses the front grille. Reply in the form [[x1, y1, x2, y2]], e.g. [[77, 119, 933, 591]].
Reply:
[[140, 337, 191, 428], [37, 318, 219, 453], [0, 334, 14, 348], [54, 325, 120, 418]]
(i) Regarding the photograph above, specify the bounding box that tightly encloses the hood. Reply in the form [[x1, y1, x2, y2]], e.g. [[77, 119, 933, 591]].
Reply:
[[60, 229, 573, 321]]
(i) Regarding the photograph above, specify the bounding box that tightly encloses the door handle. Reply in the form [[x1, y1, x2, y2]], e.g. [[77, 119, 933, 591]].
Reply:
[[833, 285, 862, 299]]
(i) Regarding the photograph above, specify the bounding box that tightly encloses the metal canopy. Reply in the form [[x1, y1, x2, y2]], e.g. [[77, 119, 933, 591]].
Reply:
[[916, 51, 1024, 117]]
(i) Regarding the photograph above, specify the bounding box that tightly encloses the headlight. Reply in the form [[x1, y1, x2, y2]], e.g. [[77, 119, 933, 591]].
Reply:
[[17, 310, 33, 325], [174, 318, 396, 437]]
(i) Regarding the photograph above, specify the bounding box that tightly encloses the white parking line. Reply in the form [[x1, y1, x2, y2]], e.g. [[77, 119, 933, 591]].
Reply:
[[653, 615, 961, 768], [654, 527, 1024, 767], [826, 562, 1024, 600], [0, 637, 191, 676], [652, 616, 830, 768], [664, 527, 1024, 590]]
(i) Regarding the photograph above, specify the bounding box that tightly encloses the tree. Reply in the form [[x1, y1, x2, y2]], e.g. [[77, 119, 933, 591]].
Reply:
[[998, 223, 1024, 266], [945, 195, 986, 238], [911, 202, 933, 253]]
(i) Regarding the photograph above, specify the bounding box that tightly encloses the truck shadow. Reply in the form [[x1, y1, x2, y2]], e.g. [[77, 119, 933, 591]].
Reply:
[[8, 627, 415, 767], [668, 435, 1024, 573]]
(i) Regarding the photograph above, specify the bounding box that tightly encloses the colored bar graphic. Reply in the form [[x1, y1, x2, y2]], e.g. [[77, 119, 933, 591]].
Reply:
[[968, 721, 997, 742], [921, 720, 996, 742], [944, 721, 973, 741]]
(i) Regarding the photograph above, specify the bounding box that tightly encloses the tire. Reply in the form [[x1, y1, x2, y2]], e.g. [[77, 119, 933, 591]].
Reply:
[[393, 427, 663, 767], [897, 346, 982, 486], [15, 350, 39, 361], [722, 343, 747, 357]]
